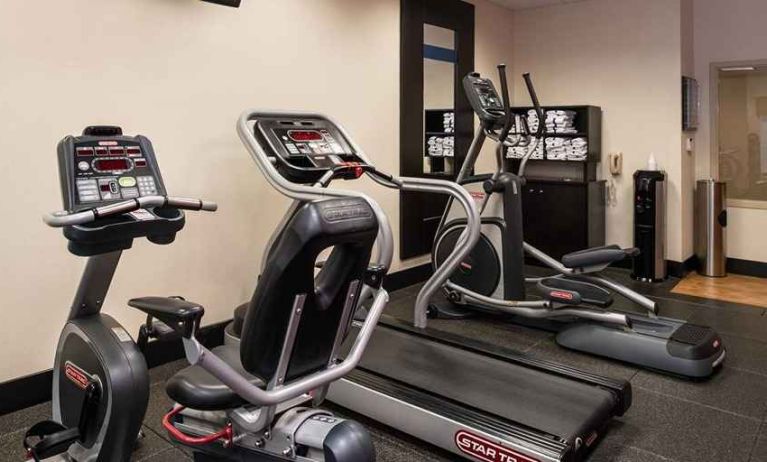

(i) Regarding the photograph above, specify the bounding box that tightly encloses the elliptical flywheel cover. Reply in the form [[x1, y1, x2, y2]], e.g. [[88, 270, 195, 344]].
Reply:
[[434, 226, 500, 297]]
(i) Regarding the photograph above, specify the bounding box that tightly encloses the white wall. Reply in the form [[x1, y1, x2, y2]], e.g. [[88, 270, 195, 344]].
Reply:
[[693, 0, 767, 263], [511, 0, 688, 260], [0, 0, 515, 382]]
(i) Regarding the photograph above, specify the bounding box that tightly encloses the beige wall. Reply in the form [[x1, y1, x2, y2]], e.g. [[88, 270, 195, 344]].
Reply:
[[693, 0, 767, 263], [0, 0, 514, 382], [511, 0, 687, 260]]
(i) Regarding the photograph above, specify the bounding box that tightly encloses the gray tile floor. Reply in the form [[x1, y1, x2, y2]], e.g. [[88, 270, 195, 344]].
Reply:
[[2, 268, 766, 461]]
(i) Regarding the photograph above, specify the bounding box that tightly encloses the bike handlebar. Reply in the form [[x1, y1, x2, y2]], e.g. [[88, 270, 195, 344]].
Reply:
[[43, 196, 218, 227]]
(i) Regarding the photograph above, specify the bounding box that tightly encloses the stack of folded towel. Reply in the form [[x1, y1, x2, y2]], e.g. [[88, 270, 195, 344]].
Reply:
[[427, 136, 454, 157], [527, 109, 578, 134], [545, 137, 588, 160], [443, 112, 455, 133], [507, 140, 544, 160]]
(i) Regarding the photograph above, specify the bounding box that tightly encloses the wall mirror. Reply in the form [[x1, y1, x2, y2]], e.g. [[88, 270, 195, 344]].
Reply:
[[423, 24, 456, 176]]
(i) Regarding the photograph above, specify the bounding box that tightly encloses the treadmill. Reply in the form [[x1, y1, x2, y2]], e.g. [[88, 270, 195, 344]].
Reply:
[[232, 108, 632, 462]]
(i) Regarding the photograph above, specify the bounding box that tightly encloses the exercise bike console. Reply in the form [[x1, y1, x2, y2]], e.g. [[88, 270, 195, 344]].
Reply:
[[59, 125, 167, 211], [50, 126, 216, 255]]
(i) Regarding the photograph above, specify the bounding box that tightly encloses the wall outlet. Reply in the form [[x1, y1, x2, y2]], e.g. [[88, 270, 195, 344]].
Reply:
[[608, 152, 623, 176]]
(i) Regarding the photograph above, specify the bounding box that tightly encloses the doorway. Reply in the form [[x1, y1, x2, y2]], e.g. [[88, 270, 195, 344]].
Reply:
[[714, 64, 767, 206]]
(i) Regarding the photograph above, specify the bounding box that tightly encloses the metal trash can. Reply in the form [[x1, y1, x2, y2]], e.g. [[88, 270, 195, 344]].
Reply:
[[695, 180, 727, 277]]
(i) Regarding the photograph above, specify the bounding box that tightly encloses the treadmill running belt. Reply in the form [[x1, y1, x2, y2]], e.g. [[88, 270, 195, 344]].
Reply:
[[352, 325, 619, 441]]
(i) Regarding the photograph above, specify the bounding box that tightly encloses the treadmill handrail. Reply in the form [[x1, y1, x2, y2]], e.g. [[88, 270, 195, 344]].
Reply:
[[237, 109, 395, 275]]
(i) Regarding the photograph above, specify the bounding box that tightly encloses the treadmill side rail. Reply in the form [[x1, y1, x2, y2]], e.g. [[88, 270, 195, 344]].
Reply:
[[329, 374, 571, 462]]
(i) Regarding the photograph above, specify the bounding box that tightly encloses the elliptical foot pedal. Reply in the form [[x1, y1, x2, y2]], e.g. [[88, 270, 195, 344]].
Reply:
[[427, 300, 476, 319], [668, 323, 723, 362], [538, 277, 613, 308]]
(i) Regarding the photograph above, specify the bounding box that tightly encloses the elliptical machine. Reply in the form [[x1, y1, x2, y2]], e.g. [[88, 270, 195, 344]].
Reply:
[[428, 66, 726, 379], [24, 126, 217, 461]]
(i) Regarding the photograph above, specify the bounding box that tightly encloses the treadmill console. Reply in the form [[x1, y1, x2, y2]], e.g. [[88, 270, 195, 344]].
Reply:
[[254, 116, 369, 184], [58, 126, 167, 212], [463, 72, 505, 124]]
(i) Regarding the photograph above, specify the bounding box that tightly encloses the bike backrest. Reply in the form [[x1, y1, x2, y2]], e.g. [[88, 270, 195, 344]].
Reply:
[[240, 197, 378, 383]]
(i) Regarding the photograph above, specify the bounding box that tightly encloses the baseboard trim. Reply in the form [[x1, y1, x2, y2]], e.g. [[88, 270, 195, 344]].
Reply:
[[0, 320, 229, 417], [383, 263, 432, 292], [727, 258, 767, 278], [0, 369, 53, 416], [667, 256, 698, 279]]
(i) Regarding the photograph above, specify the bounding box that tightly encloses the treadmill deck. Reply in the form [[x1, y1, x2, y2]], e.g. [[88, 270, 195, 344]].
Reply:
[[329, 319, 629, 461]]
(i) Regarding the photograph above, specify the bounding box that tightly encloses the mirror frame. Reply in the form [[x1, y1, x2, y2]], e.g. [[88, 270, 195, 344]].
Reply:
[[399, 0, 475, 259]]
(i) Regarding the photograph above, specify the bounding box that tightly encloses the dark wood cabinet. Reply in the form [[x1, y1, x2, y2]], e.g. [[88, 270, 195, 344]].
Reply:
[[521, 180, 606, 261]]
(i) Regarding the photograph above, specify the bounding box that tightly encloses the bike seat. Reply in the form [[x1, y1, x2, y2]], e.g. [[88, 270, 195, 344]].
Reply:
[[538, 277, 613, 308], [166, 344, 265, 410], [561, 245, 639, 269]]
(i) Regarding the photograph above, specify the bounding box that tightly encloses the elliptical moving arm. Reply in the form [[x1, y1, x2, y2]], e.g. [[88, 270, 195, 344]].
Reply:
[[523, 73, 545, 138], [496, 64, 514, 144], [516, 73, 545, 177]]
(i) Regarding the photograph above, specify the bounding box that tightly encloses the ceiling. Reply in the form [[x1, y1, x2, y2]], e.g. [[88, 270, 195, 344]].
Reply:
[[488, 0, 583, 11]]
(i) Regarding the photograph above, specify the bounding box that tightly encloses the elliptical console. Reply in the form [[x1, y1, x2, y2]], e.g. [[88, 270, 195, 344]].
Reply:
[[463, 72, 505, 124]]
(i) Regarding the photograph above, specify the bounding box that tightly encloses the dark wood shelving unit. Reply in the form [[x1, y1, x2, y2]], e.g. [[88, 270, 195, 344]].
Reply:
[[507, 105, 601, 160], [507, 105, 606, 261], [423, 109, 455, 173]]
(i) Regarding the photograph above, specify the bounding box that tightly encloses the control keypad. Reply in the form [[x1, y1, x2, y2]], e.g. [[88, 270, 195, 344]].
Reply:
[[76, 178, 100, 203], [137, 176, 157, 196]]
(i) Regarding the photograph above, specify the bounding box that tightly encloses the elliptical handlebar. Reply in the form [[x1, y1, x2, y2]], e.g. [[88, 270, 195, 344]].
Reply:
[[496, 64, 514, 143], [43, 196, 218, 227], [515, 73, 545, 177], [523, 73, 545, 138]]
